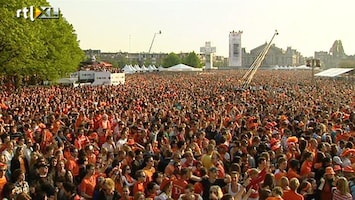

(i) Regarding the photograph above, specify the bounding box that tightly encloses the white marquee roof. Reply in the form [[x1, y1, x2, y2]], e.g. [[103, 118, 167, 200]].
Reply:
[[315, 68, 354, 77]]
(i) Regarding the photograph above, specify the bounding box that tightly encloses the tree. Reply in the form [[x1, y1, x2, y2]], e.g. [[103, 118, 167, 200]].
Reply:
[[144, 58, 152, 67], [162, 52, 181, 67], [183, 51, 202, 68], [0, 0, 84, 86]]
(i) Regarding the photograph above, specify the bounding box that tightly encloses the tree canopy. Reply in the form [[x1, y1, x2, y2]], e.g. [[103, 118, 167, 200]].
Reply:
[[183, 51, 202, 68], [162, 52, 203, 68], [162, 52, 181, 68], [0, 0, 84, 86]]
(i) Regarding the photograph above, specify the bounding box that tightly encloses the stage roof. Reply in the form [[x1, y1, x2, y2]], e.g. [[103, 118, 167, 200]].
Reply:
[[314, 68, 354, 77]]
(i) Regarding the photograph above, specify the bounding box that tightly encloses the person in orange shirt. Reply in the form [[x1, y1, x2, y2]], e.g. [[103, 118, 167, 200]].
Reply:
[[287, 159, 301, 180], [171, 168, 190, 199], [93, 110, 102, 131], [274, 157, 287, 186], [133, 170, 146, 194], [66, 148, 80, 179], [246, 167, 268, 200], [307, 138, 318, 163], [142, 156, 156, 184], [80, 164, 97, 200], [211, 151, 225, 179], [41, 128, 54, 149], [300, 151, 314, 179], [75, 110, 88, 131], [283, 178, 304, 200], [75, 129, 90, 150], [52, 115, 65, 134], [85, 145, 97, 165], [0, 163, 8, 199]]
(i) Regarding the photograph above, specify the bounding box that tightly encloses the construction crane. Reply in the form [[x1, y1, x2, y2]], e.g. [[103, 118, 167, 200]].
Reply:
[[148, 30, 162, 53], [241, 30, 278, 89]]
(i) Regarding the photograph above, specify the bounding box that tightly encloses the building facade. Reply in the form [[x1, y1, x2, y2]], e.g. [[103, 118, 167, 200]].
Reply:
[[314, 40, 352, 68], [242, 43, 304, 68], [228, 31, 243, 68]]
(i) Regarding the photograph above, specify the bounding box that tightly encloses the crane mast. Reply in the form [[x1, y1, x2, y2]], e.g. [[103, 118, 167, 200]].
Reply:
[[241, 30, 278, 89]]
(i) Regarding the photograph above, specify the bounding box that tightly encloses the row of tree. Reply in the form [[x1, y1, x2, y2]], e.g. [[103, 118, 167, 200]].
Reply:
[[0, 0, 84, 87], [94, 51, 206, 69], [162, 52, 202, 68]]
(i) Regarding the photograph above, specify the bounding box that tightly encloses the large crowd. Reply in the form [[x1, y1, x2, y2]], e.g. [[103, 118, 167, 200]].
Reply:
[[0, 70, 354, 200]]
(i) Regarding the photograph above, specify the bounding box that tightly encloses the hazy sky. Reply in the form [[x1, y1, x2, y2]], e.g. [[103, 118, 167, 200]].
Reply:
[[47, 0, 355, 57]]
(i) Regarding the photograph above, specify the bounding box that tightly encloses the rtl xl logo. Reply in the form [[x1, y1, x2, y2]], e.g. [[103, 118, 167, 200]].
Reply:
[[16, 6, 60, 21]]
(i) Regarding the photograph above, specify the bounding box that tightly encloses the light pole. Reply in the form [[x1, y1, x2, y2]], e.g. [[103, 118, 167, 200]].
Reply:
[[148, 30, 161, 54]]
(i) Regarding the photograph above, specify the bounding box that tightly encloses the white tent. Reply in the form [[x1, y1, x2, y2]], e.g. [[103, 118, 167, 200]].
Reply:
[[122, 65, 135, 74], [141, 65, 149, 72], [295, 65, 312, 70], [315, 68, 354, 77], [129, 65, 136, 72], [163, 63, 203, 72], [157, 66, 165, 71], [134, 65, 141, 72], [148, 65, 155, 72]]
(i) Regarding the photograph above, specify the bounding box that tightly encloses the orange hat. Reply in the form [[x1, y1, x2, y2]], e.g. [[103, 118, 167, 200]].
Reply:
[[287, 136, 298, 144], [341, 149, 355, 157], [325, 167, 335, 175], [343, 166, 355, 173]]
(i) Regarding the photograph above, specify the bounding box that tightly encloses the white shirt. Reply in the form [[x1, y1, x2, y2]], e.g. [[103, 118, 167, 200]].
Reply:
[[116, 138, 127, 149], [102, 142, 115, 153]]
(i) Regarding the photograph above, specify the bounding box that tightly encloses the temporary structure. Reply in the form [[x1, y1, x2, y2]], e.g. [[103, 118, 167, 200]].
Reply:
[[163, 63, 203, 72], [122, 65, 135, 74], [315, 68, 354, 77]]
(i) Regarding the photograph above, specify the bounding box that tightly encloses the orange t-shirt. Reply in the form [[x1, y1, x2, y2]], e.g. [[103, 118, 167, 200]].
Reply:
[[287, 168, 301, 180], [80, 175, 97, 197], [143, 167, 155, 183], [67, 157, 79, 177], [172, 179, 188, 199], [0, 176, 7, 198], [52, 120, 63, 134], [283, 190, 304, 200], [133, 182, 145, 194], [300, 160, 313, 177], [275, 170, 287, 183]]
